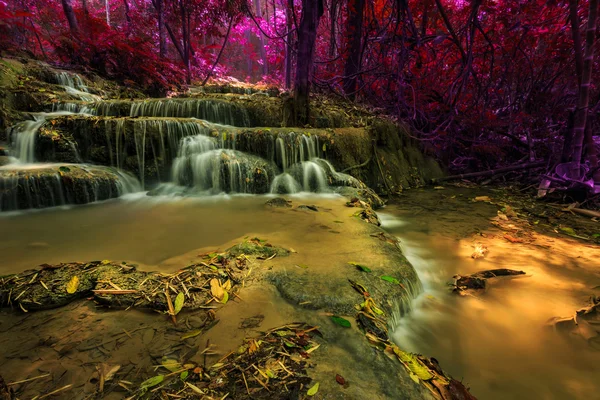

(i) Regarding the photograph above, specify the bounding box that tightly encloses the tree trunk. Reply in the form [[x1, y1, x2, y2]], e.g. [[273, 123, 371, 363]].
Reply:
[[254, 0, 269, 76], [569, 0, 598, 175], [293, 0, 324, 126], [584, 111, 600, 181], [156, 0, 166, 57], [569, 0, 584, 86], [61, 0, 80, 35], [342, 0, 365, 99], [105, 0, 111, 26], [285, 0, 294, 89], [329, 0, 338, 57]]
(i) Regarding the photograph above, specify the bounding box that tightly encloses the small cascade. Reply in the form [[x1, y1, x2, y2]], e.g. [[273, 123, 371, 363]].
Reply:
[[105, 119, 217, 186], [171, 149, 273, 194], [55, 71, 87, 90], [54, 71, 102, 102], [268, 132, 347, 194], [0, 164, 141, 211], [129, 99, 251, 126], [273, 132, 320, 170], [8, 111, 81, 164], [270, 173, 302, 194], [52, 99, 251, 126]]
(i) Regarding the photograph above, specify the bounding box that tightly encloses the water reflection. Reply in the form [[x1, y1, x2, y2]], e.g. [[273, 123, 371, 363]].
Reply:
[[380, 207, 600, 400]]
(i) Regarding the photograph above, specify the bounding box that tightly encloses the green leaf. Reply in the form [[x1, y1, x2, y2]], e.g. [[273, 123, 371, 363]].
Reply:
[[180, 371, 189, 381], [140, 375, 164, 390], [59, 166, 71, 172], [181, 330, 203, 340], [348, 262, 371, 272], [559, 227, 576, 236], [592, 233, 600, 238], [161, 358, 181, 372], [393, 348, 433, 381], [221, 291, 229, 304], [174, 292, 185, 315], [283, 340, 296, 348], [380, 275, 400, 284], [307, 382, 319, 396], [322, 143, 327, 152], [330, 316, 351, 328]]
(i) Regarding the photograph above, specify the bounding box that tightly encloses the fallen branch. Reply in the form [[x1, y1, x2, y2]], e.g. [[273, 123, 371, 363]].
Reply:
[[572, 208, 600, 218], [434, 161, 545, 183], [340, 155, 372, 173]]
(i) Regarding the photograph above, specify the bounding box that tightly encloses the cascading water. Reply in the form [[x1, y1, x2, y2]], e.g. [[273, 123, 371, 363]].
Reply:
[[54, 71, 102, 102], [129, 99, 251, 127], [8, 111, 84, 164], [105, 118, 218, 187], [0, 164, 141, 211], [52, 99, 252, 126]]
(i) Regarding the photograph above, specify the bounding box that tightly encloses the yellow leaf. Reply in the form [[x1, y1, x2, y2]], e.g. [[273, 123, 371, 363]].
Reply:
[[307, 382, 319, 396], [174, 292, 185, 315], [66, 276, 80, 294], [222, 279, 232, 291], [161, 358, 181, 372], [101, 260, 111, 265], [210, 278, 224, 300]]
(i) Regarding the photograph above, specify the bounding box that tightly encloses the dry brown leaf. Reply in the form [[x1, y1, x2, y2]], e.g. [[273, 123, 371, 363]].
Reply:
[[210, 278, 224, 300]]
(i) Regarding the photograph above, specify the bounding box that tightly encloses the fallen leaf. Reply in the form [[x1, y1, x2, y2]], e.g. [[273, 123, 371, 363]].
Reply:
[[210, 278, 224, 300], [174, 292, 185, 315], [307, 382, 319, 396], [181, 330, 203, 340], [380, 275, 400, 284], [331, 316, 351, 328], [66, 276, 79, 294], [335, 374, 346, 385], [474, 196, 492, 202], [140, 375, 164, 391], [504, 234, 522, 243], [348, 262, 371, 272], [161, 358, 181, 372]]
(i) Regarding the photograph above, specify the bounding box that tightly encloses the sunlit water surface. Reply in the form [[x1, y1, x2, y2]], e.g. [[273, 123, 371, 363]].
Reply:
[[0, 192, 341, 274], [380, 205, 600, 400]]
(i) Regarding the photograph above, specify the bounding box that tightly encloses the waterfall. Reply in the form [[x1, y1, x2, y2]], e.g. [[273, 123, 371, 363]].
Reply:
[[8, 111, 82, 164], [0, 164, 141, 211], [300, 161, 329, 192], [54, 72, 102, 102], [53, 99, 252, 126], [269, 132, 340, 194], [129, 99, 251, 126], [270, 173, 302, 194]]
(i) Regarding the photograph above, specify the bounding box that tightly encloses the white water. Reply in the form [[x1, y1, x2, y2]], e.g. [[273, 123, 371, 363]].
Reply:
[[8, 111, 83, 164]]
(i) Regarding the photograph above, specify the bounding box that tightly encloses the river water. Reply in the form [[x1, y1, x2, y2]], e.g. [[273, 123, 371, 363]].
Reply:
[[1, 189, 599, 399], [381, 189, 600, 400]]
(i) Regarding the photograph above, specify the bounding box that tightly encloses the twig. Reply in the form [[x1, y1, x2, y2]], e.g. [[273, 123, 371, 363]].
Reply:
[[38, 384, 73, 399], [7, 373, 51, 386]]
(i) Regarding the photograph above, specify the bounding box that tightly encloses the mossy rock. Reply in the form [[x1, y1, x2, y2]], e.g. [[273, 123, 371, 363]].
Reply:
[[0, 164, 138, 211], [227, 239, 290, 258]]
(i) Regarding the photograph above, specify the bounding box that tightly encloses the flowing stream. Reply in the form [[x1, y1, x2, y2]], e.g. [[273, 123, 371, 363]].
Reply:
[[380, 190, 600, 400]]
